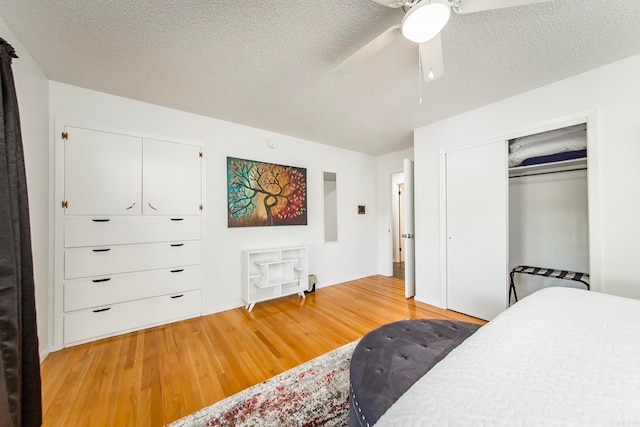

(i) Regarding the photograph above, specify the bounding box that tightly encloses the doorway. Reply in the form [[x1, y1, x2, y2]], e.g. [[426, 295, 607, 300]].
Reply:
[[391, 172, 405, 279]]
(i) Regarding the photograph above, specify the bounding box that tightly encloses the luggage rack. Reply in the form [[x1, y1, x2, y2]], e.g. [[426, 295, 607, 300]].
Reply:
[[509, 265, 590, 305]]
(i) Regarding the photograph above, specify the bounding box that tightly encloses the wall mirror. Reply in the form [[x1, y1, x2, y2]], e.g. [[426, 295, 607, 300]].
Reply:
[[323, 171, 338, 242]]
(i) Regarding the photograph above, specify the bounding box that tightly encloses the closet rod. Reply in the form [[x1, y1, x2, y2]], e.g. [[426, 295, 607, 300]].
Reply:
[[509, 166, 587, 179]]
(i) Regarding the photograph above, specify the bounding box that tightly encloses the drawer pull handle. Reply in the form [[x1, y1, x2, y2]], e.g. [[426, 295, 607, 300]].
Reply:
[[170, 243, 184, 247], [126, 202, 136, 210], [92, 278, 111, 283], [170, 218, 184, 221], [170, 294, 184, 299], [170, 269, 184, 273], [148, 203, 158, 210], [92, 219, 110, 223], [92, 248, 111, 253], [92, 307, 111, 313]]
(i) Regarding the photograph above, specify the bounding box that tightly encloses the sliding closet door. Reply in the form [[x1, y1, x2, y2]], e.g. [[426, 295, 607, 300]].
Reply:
[[446, 141, 508, 320]]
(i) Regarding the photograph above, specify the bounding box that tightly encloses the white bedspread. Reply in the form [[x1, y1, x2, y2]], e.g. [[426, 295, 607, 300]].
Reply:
[[376, 287, 640, 426]]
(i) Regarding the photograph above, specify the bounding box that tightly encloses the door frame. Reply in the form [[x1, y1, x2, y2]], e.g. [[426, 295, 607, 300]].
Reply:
[[398, 182, 405, 263], [387, 170, 404, 277]]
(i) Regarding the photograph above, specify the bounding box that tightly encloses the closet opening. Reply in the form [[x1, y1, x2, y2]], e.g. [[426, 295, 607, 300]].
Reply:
[[508, 123, 589, 302], [390, 172, 405, 279]]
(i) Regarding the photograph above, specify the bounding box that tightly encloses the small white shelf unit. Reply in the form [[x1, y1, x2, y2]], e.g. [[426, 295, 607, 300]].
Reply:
[[242, 246, 309, 311]]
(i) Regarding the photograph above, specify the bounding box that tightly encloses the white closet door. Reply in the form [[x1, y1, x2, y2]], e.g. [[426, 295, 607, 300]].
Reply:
[[64, 127, 142, 215], [446, 140, 507, 320], [143, 139, 202, 215]]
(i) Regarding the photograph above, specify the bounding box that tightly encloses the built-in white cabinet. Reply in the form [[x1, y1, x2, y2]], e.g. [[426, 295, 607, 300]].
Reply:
[[142, 139, 202, 215], [54, 123, 204, 349], [64, 216, 202, 247], [62, 128, 202, 216], [242, 247, 309, 311], [64, 127, 142, 215]]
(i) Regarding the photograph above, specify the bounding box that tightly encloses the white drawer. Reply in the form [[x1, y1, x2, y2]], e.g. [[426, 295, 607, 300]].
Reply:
[[64, 216, 201, 247], [64, 241, 201, 279], [64, 290, 201, 345], [64, 265, 201, 312]]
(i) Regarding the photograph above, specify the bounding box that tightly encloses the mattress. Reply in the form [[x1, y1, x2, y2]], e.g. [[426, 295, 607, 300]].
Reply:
[[376, 287, 640, 426]]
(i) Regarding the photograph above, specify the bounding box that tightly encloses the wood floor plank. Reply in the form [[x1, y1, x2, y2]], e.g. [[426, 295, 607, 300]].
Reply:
[[40, 275, 484, 426]]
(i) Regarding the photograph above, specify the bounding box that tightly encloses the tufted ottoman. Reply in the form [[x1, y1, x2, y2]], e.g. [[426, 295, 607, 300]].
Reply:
[[349, 319, 482, 426]]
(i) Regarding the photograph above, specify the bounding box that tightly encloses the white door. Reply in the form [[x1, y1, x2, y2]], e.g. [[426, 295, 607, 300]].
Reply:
[[446, 141, 507, 320], [403, 159, 415, 298], [398, 183, 405, 263], [64, 127, 142, 215], [143, 139, 202, 215]]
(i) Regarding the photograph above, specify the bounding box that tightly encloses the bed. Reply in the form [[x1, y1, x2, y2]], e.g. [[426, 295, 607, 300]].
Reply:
[[349, 319, 481, 426], [372, 287, 640, 426]]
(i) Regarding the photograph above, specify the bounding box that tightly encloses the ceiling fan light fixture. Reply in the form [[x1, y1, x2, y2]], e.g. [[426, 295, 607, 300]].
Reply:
[[401, 0, 451, 43]]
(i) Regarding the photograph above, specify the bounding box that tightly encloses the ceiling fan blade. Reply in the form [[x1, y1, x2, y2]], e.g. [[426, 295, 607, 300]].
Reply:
[[454, 0, 554, 14], [369, 0, 408, 8], [333, 25, 401, 73], [419, 33, 444, 82]]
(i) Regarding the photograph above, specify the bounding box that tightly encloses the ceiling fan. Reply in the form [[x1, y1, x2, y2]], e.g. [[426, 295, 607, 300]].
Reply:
[[334, 0, 554, 83]]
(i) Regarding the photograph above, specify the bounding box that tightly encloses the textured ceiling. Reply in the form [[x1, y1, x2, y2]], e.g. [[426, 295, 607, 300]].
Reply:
[[1, 0, 640, 155]]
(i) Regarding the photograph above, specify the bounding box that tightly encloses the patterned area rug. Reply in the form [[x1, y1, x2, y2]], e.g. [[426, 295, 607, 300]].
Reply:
[[168, 340, 359, 427]]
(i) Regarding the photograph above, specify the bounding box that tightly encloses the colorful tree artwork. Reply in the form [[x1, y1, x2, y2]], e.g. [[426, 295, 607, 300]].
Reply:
[[227, 157, 307, 227]]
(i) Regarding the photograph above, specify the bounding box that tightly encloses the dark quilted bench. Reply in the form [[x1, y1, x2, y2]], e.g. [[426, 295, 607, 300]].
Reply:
[[349, 319, 482, 426]]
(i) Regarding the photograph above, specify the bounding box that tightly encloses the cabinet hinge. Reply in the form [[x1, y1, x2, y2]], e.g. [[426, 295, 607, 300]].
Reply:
[[61, 200, 68, 209], [61, 131, 69, 140], [198, 204, 203, 211], [199, 152, 203, 158]]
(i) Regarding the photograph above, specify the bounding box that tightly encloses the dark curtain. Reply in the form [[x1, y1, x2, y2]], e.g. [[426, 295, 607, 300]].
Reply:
[[0, 38, 42, 427]]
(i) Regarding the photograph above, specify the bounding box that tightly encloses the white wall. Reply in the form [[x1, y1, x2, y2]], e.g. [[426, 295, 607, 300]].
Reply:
[[414, 53, 640, 307], [376, 148, 413, 276], [0, 17, 51, 359], [49, 82, 379, 316], [509, 170, 589, 299]]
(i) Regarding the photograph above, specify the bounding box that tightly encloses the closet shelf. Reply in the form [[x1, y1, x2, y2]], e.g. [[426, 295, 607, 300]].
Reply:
[[509, 157, 586, 178]]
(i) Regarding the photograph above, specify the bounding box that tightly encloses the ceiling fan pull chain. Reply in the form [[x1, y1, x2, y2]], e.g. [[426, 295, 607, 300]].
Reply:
[[428, 42, 435, 80]]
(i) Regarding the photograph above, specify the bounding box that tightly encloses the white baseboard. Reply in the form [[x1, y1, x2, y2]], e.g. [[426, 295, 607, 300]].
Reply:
[[201, 273, 380, 315], [39, 347, 51, 363], [203, 302, 244, 316]]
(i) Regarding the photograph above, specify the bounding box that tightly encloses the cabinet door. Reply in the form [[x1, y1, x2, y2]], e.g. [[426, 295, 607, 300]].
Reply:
[[64, 127, 142, 215], [446, 141, 507, 320], [143, 139, 202, 215]]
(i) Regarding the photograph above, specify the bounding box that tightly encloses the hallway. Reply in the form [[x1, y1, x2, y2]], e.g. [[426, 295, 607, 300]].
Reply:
[[393, 261, 404, 279]]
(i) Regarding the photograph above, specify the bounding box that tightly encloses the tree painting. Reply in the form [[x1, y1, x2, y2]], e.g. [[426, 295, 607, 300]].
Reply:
[[227, 157, 307, 227]]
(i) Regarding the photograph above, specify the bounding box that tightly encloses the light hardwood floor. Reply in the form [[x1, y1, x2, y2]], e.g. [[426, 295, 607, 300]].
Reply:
[[41, 275, 484, 426]]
